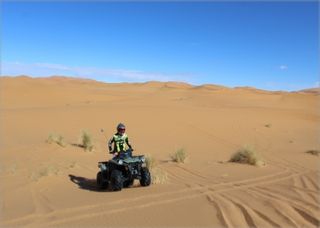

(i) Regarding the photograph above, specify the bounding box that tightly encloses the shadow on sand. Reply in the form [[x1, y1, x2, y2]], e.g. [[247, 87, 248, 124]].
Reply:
[[69, 174, 110, 192]]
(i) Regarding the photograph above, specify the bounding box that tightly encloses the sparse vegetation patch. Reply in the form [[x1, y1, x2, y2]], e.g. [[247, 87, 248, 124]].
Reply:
[[71, 160, 78, 168], [145, 154, 156, 170], [171, 147, 188, 163], [306, 149, 320, 156], [144, 153, 168, 184], [46, 133, 58, 144], [46, 133, 68, 147], [57, 135, 68, 147], [229, 144, 263, 166], [40, 165, 51, 176], [151, 168, 168, 184], [29, 172, 41, 181], [81, 130, 94, 152]]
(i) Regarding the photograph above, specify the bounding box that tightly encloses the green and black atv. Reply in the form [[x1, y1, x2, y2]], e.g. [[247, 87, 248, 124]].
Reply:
[[97, 149, 151, 191]]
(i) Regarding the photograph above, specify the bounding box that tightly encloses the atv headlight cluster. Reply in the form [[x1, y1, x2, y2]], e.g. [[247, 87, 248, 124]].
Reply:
[[141, 157, 146, 163], [118, 160, 123, 165]]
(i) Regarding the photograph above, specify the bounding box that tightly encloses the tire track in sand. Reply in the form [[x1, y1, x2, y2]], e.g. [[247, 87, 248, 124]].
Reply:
[[10, 167, 313, 227], [246, 186, 320, 227], [6, 118, 318, 227]]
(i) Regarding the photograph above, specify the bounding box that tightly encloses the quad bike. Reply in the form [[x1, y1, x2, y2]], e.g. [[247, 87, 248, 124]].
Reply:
[[96, 149, 151, 191]]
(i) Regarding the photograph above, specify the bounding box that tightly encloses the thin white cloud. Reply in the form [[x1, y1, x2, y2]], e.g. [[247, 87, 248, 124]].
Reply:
[[1, 61, 205, 84], [278, 65, 288, 70]]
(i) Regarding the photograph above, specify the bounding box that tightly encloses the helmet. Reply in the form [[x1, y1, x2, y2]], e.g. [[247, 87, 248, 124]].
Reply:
[[117, 123, 126, 135]]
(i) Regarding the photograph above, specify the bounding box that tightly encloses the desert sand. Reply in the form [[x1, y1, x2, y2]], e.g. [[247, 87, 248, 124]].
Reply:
[[1, 75, 319, 227]]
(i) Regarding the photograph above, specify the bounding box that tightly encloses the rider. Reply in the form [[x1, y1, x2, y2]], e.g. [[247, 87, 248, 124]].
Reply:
[[108, 123, 133, 158]]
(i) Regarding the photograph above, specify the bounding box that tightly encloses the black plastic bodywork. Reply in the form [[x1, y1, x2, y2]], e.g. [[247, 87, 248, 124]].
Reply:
[[97, 149, 147, 187]]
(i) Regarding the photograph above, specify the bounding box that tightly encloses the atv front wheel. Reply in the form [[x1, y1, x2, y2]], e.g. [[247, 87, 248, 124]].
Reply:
[[111, 170, 123, 191], [140, 167, 151, 186], [97, 171, 108, 190]]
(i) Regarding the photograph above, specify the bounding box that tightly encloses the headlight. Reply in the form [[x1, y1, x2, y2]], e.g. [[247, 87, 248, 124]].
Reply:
[[118, 160, 123, 165], [141, 157, 146, 163]]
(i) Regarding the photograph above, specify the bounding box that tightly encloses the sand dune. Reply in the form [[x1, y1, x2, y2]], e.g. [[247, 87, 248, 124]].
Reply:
[[297, 88, 320, 95], [1, 75, 319, 227]]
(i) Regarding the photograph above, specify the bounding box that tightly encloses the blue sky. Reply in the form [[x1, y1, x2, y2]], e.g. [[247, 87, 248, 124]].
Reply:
[[1, 1, 318, 91]]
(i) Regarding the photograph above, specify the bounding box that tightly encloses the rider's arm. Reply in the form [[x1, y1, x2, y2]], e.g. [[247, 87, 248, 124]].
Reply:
[[126, 137, 132, 149], [108, 136, 114, 152]]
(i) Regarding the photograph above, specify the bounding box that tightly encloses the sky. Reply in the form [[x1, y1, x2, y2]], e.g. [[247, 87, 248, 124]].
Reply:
[[1, 1, 319, 91]]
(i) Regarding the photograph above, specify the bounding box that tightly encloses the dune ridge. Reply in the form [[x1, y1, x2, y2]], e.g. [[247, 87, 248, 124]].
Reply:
[[1, 75, 319, 227], [2, 75, 318, 93]]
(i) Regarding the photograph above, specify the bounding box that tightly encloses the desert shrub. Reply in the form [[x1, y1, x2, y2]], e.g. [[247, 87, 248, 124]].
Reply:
[[57, 135, 68, 147], [229, 144, 262, 166], [151, 168, 168, 184], [81, 130, 94, 152], [46, 133, 68, 147], [145, 154, 156, 170], [144, 154, 168, 184], [29, 172, 41, 181], [40, 165, 51, 176], [46, 133, 58, 144], [306, 149, 320, 156], [171, 147, 188, 163]]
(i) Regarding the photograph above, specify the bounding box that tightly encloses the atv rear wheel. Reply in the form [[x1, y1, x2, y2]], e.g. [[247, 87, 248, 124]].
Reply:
[[97, 171, 108, 190], [111, 170, 123, 191], [140, 167, 151, 186]]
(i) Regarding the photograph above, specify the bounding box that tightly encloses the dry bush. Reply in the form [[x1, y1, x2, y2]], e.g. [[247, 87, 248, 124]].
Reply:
[[306, 149, 320, 156], [171, 147, 188, 163], [40, 164, 51, 177], [151, 168, 168, 184], [145, 154, 156, 170], [144, 154, 168, 184], [46, 133, 58, 144], [81, 130, 94, 152], [57, 135, 68, 147], [46, 133, 68, 147], [229, 144, 262, 166], [29, 172, 41, 182]]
